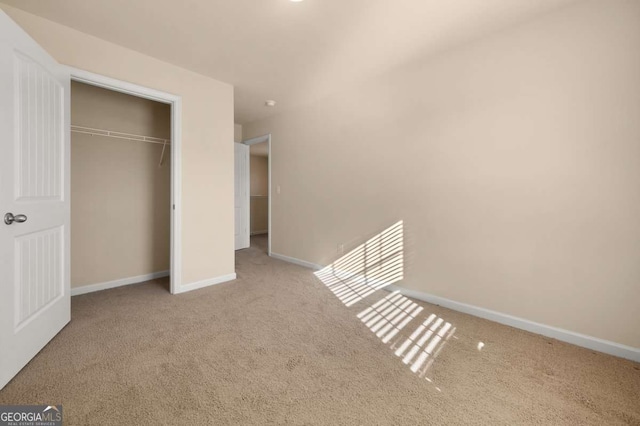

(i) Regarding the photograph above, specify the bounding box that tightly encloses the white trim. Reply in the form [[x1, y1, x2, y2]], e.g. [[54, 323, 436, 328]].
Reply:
[[65, 66, 183, 295], [251, 230, 268, 236], [270, 252, 323, 270], [386, 284, 640, 363], [271, 252, 640, 362], [242, 134, 272, 256], [67, 68, 180, 104], [71, 271, 170, 296], [267, 134, 272, 256], [171, 98, 183, 294], [175, 273, 237, 294], [242, 134, 269, 146]]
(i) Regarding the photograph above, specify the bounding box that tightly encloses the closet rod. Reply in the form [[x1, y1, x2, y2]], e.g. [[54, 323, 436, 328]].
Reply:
[[71, 125, 171, 146]]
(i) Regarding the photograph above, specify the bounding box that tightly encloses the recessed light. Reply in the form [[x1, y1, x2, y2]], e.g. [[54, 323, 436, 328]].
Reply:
[[265, 100, 277, 107], [290, 0, 304, 2]]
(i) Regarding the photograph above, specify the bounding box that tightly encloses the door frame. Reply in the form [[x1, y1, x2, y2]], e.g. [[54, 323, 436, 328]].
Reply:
[[241, 134, 271, 256], [65, 66, 183, 294]]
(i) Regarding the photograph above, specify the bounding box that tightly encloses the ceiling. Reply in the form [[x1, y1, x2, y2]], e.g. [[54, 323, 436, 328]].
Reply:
[[2, 0, 579, 125]]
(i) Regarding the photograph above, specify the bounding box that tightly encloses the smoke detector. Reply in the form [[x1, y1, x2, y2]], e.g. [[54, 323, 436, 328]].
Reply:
[[265, 100, 277, 107]]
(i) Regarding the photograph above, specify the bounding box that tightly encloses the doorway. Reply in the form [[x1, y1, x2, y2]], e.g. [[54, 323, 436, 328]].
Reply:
[[69, 80, 173, 294], [243, 134, 271, 255], [68, 67, 183, 294]]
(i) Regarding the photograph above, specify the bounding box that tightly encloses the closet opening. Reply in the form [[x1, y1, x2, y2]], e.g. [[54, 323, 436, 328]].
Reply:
[[68, 70, 182, 295]]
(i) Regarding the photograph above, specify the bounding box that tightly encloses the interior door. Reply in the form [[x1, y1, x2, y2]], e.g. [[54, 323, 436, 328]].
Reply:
[[0, 10, 71, 389], [234, 143, 249, 250]]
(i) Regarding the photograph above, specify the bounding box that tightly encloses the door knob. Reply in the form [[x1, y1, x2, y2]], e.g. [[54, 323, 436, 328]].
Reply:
[[4, 213, 27, 225]]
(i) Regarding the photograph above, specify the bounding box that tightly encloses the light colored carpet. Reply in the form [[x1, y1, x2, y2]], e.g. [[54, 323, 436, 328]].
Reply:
[[1, 235, 639, 425]]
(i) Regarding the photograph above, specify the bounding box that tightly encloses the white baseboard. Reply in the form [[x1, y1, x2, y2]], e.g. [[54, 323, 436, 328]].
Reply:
[[176, 273, 237, 294], [71, 270, 170, 296], [271, 252, 640, 363], [251, 230, 268, 236], [270, 252, 323, 270], [385, 284, 640, 363]]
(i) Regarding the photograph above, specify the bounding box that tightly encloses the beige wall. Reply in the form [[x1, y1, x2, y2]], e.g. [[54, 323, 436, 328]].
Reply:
[[245, 0, 640, 349], [234, 123, 243, 143], [250, 155, 268, 196], [71, 81, 171, 288], [72, 81, 171, 138], [250, 155, 268, 234], [1, 4, 235, 287]]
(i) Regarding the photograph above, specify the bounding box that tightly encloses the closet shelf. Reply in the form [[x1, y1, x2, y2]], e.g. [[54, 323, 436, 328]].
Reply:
[[71, 125, 171, 145]]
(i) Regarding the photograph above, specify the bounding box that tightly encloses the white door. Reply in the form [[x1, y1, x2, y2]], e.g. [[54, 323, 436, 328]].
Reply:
[[0, 11, 70, 389], [234, 143, 249, 250]]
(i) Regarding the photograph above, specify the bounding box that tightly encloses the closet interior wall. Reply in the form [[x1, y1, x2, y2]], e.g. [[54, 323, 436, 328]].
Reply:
[[70, 81, 171, 290]]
